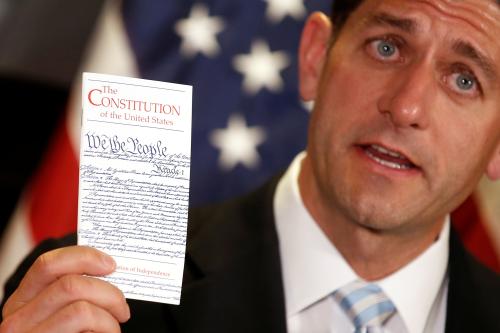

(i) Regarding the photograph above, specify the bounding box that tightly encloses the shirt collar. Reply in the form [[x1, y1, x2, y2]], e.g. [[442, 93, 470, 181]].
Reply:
[[376, 218, 449, 333], [274, 152, 449, 333], [274, 152, 358, 316]]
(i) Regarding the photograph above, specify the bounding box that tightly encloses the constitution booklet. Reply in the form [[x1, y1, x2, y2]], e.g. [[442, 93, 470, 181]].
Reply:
[[78, 72, 192, 304]]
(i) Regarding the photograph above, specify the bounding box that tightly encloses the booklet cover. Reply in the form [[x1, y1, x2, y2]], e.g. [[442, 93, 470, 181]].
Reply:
[[78, 72, 192, 304]]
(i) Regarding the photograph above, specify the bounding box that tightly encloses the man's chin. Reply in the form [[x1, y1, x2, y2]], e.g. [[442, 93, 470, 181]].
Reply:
[[340, 196, 422, 233]]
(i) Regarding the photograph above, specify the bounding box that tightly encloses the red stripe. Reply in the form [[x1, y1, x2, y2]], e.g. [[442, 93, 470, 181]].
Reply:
[[27, 114, 79, 244], [452, 194, 500, 273]]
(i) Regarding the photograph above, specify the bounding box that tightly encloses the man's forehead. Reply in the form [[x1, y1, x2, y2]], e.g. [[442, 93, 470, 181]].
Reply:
[[356, 0, 500, 18], [359, 0, 500, 8], [352, 0, 500, 40]]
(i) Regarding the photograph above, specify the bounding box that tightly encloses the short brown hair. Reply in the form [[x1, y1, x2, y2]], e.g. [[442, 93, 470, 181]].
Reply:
[[330, 0, 364, 32]]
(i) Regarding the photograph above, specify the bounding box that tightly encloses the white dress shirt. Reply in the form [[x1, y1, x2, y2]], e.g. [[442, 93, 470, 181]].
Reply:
[[273, 152, 449, 333]]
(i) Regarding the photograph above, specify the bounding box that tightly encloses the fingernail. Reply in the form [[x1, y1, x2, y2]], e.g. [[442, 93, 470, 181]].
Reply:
[[101, 254, 116, 269]]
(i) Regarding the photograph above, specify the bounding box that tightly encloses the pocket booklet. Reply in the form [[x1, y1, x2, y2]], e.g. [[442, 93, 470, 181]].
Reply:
[[78, 72, 192, 304]]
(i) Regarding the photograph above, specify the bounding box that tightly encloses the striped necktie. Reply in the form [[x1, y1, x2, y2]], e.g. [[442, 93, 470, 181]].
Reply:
[[333, 280, 397, 333]]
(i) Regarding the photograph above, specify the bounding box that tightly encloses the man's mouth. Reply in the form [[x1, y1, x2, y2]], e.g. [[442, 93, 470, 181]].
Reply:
[[360, 144, 417, 170]]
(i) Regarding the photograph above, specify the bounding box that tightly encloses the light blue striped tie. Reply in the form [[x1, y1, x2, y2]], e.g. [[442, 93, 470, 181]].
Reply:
[[333, 280, 396, 333]]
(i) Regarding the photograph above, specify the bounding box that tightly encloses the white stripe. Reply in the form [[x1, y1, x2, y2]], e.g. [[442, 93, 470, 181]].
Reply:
[[347, 292, 389, 320], [365, 309, 393, 326], [333, 280, 367, 301], [0, 196, 34, 301]]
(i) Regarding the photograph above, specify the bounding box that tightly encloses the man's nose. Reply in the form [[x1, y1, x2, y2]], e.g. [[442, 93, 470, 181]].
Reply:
[[377, 63, 433, 130]]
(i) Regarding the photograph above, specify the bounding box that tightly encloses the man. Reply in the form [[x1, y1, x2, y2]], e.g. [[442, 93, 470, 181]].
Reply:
[[1, 0, 500, 332]]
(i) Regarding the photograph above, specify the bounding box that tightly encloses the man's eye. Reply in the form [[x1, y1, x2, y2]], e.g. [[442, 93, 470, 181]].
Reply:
[[377, 41, 396, 57], [366, 39, 401, 62], [454, 73, 475, 91], [447, 72, 480, 97]]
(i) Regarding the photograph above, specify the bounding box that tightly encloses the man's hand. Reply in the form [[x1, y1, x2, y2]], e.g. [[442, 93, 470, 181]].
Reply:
[[0, 246, 130, 333]]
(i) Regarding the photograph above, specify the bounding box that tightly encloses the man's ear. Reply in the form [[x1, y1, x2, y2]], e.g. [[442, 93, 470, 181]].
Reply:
[[486, 142, 500, 180], [298, 12, 332, 102]]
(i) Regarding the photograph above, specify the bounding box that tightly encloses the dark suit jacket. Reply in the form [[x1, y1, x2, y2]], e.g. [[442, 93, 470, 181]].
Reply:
[[2, 177, 500, 332]]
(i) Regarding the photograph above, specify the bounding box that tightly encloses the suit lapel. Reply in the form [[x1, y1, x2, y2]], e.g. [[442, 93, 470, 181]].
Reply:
[[169, 175, 287, 332], [445, 228, 500, 332]]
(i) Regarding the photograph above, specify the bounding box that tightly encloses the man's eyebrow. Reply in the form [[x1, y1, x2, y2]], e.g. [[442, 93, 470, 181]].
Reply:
[[365, 12, 418, 34], [452, 40, 498, 83]]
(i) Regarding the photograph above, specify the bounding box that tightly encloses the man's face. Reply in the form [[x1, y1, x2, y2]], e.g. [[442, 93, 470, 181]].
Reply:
[[300, 0, 500, 233]]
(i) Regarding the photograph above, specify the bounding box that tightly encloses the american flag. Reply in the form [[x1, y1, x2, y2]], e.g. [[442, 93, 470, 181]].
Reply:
[[121, 0, 330, 205], [0, 0, 499, 300]]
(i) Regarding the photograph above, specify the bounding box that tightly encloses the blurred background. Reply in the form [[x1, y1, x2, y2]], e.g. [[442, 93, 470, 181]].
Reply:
[[0, 0, 499, 300]]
